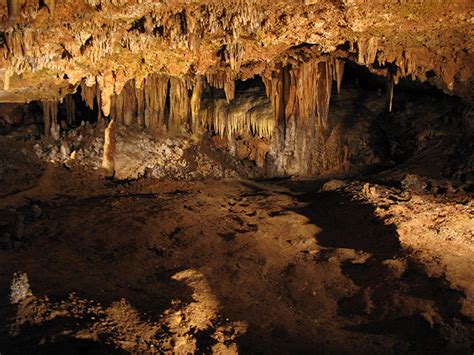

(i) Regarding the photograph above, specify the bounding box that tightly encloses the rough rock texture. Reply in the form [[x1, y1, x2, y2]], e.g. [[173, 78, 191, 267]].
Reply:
[[32, 121, 255, 179], [0, 0, 472, 105]]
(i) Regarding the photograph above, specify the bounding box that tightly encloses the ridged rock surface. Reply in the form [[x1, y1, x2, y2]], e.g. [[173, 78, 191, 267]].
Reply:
[[0, 0, 472, 105]]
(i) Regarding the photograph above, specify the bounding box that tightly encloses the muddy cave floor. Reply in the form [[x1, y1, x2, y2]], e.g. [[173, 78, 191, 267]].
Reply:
[[0, 163, 472, 354]]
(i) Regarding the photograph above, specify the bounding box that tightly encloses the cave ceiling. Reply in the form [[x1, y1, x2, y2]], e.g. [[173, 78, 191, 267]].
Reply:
[[0, 0, 472, 110]]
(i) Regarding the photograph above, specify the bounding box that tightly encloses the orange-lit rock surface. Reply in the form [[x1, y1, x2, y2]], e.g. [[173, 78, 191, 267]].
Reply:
[[0, 0, 472, 105]]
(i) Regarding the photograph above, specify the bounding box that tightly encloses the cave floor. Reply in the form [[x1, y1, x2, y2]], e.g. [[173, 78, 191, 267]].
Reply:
[[0, 166, 473, 353]]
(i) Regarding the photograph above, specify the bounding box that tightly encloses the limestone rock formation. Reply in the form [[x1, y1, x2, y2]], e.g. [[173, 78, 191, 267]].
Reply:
[[102, 118, 115, 176]]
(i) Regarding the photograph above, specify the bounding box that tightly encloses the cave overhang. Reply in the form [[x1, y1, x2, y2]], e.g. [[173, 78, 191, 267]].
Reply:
[[0, 0, 472, 108]]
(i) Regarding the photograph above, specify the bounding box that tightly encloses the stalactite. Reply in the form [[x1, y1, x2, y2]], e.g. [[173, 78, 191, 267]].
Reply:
[[169, 77, 190, 132], [122, 81, 136, 126], [268, 69, 286, 146], [191, 76, 204, 128], [386, 71, 395, 112], [261, 57, 341, 176], [135, 83, 145, 128], [224, 80, 235, 103], [65, 95, 75, 126], [144, 74, 169, 132], [109, 95, 117, 123], [115, 90, 124, 124], [44, 0, 55, 16], [80, 82, 96, 111], [198, 95, 274, 140], [316, 60, 332, 131], [333, 59, 345, 94], [264, 58, 334, 131], [97, 72, 114, 117], [283, 68, 296, 121], [247, 110, 274, 139], [102, 119, 116, 177], [357, 37, 378, 65], [7, 0, 18, 19], [294, 60, 319, 125], [226, 41, 243, 73], [42, 101, 60, 139], [3, 68, 12, 91], [206, 72, 236, 103], [42, 101, 51, 138], [96, 85, 103, 123], [262, 76, 272, 98]]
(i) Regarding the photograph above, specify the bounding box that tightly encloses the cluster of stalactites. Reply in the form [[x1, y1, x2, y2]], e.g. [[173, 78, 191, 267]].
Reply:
[[42, 100, 60, 139], [75, 75, 190, 134], [40, 56, 346, 142], [262, 57, 345, 134], [354, 37, 456, 112], [194, 71, 274, 139], [40, 94, 77, 139], [79, 81, 102, 122], [206, 72, 236, 103], [40, 56, 344, 141], [64, 95, 75, 126], [83, 72, 273, 140], [39, 69, 276, 142], [198, 94, 274, 140]]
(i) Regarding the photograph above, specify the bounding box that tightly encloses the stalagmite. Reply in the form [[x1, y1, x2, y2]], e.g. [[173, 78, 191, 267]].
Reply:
[[386, 71, 395, 112], [102, 119, 116, 177], [3, 67, 13, 91]]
